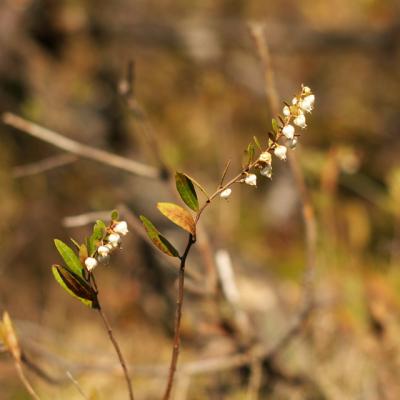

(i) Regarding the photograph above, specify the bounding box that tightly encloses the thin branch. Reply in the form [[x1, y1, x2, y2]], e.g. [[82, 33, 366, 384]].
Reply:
[[66, 371, 89, 400], [97, 306, 134, 400], [249, 22, 318, 304], [163, 234, 195, 400], [62, 210, 113, 228], [12, 153, 78, 178], [14, 361, 42, 400], [2, 112, 160, 179]]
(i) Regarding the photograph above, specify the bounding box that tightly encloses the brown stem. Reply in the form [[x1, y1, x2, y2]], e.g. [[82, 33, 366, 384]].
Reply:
[[163, 234, 195, 400], [97, 306, 134, 400]]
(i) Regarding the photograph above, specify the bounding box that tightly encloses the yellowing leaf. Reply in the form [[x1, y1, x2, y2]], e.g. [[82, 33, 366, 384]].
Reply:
[[157, 202, 196, 235], [140, 216, 180, 257], [0, 312, 21, 361]]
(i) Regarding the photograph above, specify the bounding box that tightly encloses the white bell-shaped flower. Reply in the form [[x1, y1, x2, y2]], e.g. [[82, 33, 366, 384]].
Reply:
[[97, 245, 110, 257], [220, 188, 232, 199], [85, 257, 98, 271], [282, 105, 290, 116], [274, 145, 287, 160], [245, 174, 257, 186], [293, 113, 306, 129], [114, 221, 128, 236], [282, 124, 295, 140], [107, 233, 121, 248], [260, 164, 272, 179], [299, 94, 315, 113], [259, 151, 272, 164]]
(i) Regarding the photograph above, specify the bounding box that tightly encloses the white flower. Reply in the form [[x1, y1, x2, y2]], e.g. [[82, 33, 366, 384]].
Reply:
[[282, 124, 295, 140], [97, 245, 110, 257], [282, 105, 290, 116], [85, 257, 98, 271], [292, 97, 298, 105], [220, 188, 232, 199], [293, 113, 306, 129], [259, 151, 272, 164], [114, 221, 128, 236], [302, 85, 311, 94], [260, 164, 272, 179], [245, 174, 257, 186], [299, 94, 315, 113], [274, 145, 287, 160], [288, 137, 298, 149], [107, 233, 121, 248]]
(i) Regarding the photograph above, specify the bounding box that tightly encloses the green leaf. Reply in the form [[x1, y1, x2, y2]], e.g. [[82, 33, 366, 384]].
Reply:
[[70, 238, 81, 250], [175, 172, 199, 211], [52, 265, 99, 309], [111, 209, 119, 221], [272, 118, 279, 134], [243, 142, 255, 169], [88, 220, 106, 256], [54, 239, 84, 279], [181, 172, 209, 199], [157, 202, 196, 235], [139, 216, 180, 257], [253, 136, 262, 151]]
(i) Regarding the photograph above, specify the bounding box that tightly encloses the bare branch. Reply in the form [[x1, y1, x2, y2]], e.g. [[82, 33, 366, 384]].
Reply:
[[2, 112, 160, 179], [12, 154, 78, 178]]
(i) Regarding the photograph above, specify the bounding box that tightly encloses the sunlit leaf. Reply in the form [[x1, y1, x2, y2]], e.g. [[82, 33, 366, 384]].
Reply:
[[243, 142, 255, 169], [253, 136, 262, 151], [157, 202, 196, 235], [180, 172, 209, 199], [139, 216, 180, 257], [54, 239, 84, 279], [70, 238, 81, 250], [175, 172, 199, 211], [111, 209, 119, 221], [52, 265, 99, 309], [88, 220, 106, 256], [272, 118, 279, 134]]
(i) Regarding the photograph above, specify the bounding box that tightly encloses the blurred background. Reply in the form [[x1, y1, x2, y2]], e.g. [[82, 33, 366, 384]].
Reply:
[[1, 0, 400, 399]]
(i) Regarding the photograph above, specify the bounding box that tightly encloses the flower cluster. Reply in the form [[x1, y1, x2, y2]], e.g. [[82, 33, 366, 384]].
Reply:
[[84, 220, 129, 272], [219, 85, 315, 199]]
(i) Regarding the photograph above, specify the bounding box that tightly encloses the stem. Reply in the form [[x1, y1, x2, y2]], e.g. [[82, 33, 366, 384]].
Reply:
[[14, 361, 41, 400], [97, 306, 134, 400], [163, 234, 195, 400]]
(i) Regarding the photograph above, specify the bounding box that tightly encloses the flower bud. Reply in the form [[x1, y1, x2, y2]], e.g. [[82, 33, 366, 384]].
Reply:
[[107, 233, 121, 248], [282, 105, 290, 116], [260, 164, 272, 179], [274, 145, 287, 160], [113, 221, 128, 236], [220, 188, 232, 199], [97, 245, 110, 257], [302, 85, 311, 94], [245, 174, 257, 186], [85, 257, 98, 271], [292, 97, 298, 105], [259, 151, 272, 164], [282, 124, 295, 140], [293, 113, 306, 129]]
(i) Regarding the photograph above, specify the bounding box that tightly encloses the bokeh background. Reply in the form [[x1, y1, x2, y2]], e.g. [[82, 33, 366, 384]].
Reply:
[[1, 0, 400, 399]]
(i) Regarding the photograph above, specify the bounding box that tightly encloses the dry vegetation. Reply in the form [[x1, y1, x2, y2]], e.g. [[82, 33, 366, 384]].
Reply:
[[1, 0, 400, 399]]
